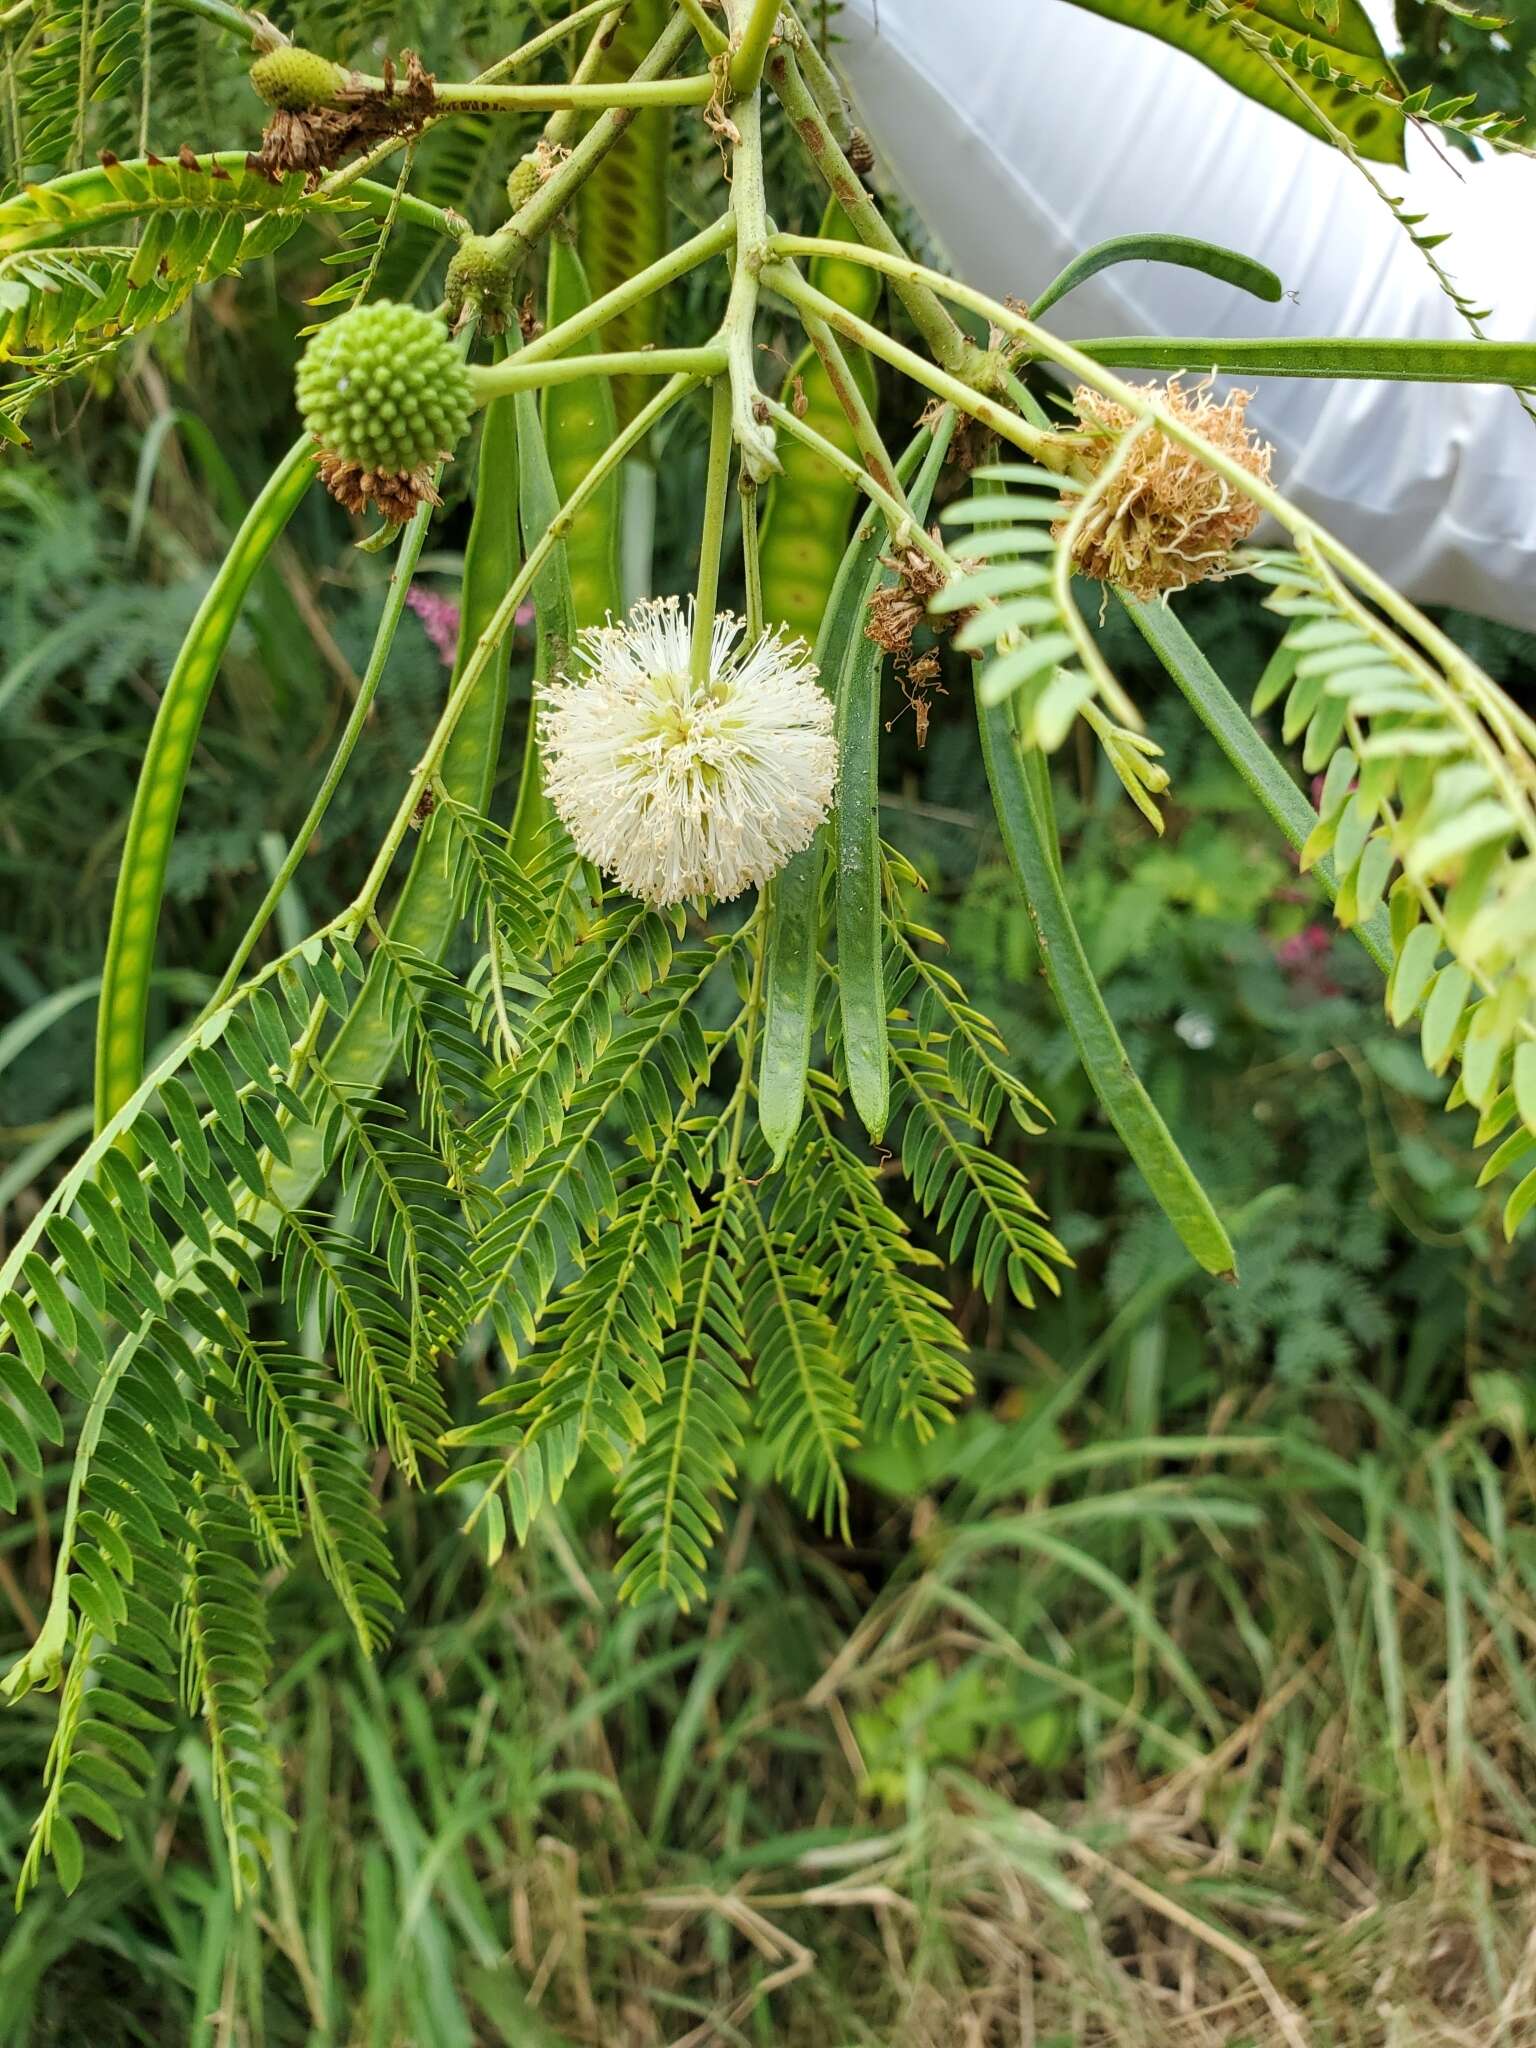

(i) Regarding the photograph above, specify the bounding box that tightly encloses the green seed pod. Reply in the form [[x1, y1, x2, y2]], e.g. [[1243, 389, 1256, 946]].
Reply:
[[444, 235, 518, 334], [249, 46, 348, 112], [296, 301, 473, 478]]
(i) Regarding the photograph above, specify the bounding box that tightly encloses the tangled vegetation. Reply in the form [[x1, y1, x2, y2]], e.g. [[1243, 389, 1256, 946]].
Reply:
[[3, 0, 1536, 2039]]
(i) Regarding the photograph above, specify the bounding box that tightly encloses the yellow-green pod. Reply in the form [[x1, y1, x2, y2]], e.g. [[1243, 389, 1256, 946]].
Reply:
[[542, 240, 622, 628], [759, 199, 883, 647], [576, 0, 673, 433]]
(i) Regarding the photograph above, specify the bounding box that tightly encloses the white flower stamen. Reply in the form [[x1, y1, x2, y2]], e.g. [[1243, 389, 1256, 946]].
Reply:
[[540, 597, 837, 908]]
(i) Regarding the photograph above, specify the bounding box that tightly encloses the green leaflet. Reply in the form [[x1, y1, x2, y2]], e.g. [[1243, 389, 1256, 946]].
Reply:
[[1029, 234, 1284, 322], [1074, 335, 1536, 385], [976, 693, 1236, 1277], [1058, 0, 1404, 163], [94, 438, 314, 1134], [836, 420, 956, 1142]]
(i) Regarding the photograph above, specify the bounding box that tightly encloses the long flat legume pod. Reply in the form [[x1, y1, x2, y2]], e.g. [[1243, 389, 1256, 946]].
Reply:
[[543, 239, 622, 631], [977, 690, 1236, 1278], [759, 425, 934, 1161], [757, 198, 881, 648], [836, 420, 955, 1142], [264, 394, 522, 1215], [94, 436, 314, 1132], [508, 353, 581, 867]]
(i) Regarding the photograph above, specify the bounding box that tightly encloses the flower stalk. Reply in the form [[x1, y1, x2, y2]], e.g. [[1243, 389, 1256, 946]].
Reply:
[[693, 379, 737, 681], [721, 86, 780, 481]]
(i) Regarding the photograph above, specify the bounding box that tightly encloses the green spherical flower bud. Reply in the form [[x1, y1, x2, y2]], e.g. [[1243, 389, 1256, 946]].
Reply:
[[444, 236, 517, 333], [507, 154, 542, 212], [249, 46, 348, 112], [296, 301, 473, 477]]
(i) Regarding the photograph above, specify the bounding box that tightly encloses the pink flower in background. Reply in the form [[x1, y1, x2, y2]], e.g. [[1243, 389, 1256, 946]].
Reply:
[[407, 587, 460, 667], [408, 586, 537, 668], [1276, 921, 1338, 996]]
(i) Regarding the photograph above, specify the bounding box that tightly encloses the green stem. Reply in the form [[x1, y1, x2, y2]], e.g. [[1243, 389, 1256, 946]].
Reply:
[[765, 46, 979, 379], [540, 2, 631, 150], [486, 8, 695, 266], [729, 0, 782, 94], [764, 261, 1046, 456], [352, 372, 701, 915], [790, 286, 904, 499], [203, 494, 439, 1015], [692, 378, 735, 682], [721, 91, 779, 480], [676, 0, 730, 56], [516, 214, 736, 371], [781, 5, 852, 145], [759, 395, 937, 562], [349, 74, 715, 110], [164, 0, 259, 38], [469, 344, 726, 400]]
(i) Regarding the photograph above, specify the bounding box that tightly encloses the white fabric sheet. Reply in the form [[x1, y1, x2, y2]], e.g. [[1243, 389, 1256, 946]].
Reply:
[[833, 0, 1536, 630]]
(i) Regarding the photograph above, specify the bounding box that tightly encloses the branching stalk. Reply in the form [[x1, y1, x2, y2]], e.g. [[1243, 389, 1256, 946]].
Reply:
[[765, 46, 981, 380], [485, 8, 696, 267], [470, 345, 726, 399], [764, 261, 1048, 457], [728, 0, 782, 95], [721, 91, 779, 480], [693, 379, 736, 680]]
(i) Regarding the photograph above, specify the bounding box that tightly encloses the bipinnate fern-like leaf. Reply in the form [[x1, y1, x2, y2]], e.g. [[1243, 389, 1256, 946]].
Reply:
[[613, 1182, 751, 1610], [0, 788, 1067, 1902], [0, 154, 356, 439], [936, 467, 1172, 829], [742, 1202, 860, 1538], [1249, 546, 1536, 1233]]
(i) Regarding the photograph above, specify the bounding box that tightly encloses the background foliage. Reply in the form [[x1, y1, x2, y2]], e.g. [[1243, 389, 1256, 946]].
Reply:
[[4, 2, 1536, 2043]]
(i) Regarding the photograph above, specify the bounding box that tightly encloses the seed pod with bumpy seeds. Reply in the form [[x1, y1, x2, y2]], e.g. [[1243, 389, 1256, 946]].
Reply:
[[249, 47, 348, 111], [296, 300, 473, 517], [758, 198, 883, 648], [542, 241, 621, 629], [576, 0, 672, 433]]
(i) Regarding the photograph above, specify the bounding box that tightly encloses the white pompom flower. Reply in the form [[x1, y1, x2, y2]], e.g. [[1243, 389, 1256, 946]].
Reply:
[[540, 596, 837, 908]]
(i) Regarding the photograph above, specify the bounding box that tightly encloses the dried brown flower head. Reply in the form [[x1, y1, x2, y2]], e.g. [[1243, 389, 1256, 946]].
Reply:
[[866, 539, 947, 659], [866, 537, 951, 748], [1060, 377, 1272, 600], [249, 51, 435, 180], [314, 448, 439, 526]]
